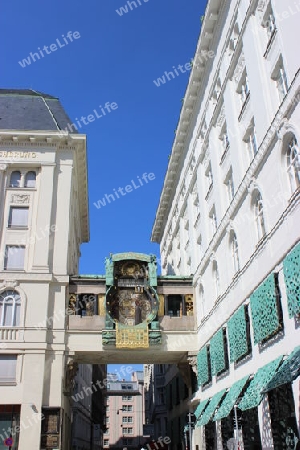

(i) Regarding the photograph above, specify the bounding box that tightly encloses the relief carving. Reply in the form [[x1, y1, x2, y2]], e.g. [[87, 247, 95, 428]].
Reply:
[[11, 194, 30, 204]]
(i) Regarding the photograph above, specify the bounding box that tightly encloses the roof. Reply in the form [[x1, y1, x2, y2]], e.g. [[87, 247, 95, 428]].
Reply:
[[0, 89, 75, 132]]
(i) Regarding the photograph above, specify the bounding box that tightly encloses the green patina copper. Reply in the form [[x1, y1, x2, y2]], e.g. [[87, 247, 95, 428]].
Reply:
[[214, 376, 249, 421], [210, 328, 226, 376], [283, 242, 300, 318], [198, 389, 227, 426], [228, 305, 249, 363], [238, 356, 283, 411], [250, 273, 281, 344], [263, 346, 300, 392], [197, 346, 210, 387], [111, 252, 153, 262], [194, 399, 210, 422]]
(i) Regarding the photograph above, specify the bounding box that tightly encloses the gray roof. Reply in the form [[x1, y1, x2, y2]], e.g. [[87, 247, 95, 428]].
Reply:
[[0, 89, 76, 132]]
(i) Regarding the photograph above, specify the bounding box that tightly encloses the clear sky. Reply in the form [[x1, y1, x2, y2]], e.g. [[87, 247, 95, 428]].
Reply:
[[1, 0, 207, 274]]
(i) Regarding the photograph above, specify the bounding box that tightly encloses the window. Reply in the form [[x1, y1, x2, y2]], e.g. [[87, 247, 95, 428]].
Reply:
[[209, 207, 217, 234], [229, 23, 239, 52], [275, 67, 288, 101], [231, 232, 240, 273], [4, 246, 25, 271], [0, 355, 17, 383], [121, 384, 133, 390], [287, 136, 300, 192], [104, 440, 109, 446], [122, 405, 133, 412], [0, 290, 21, 327], [123, 438, 133, 446], [25, 171, 36, 188], [10, 171, 21, 188], [122, 427, 133, 435], [241, 76, 250, 103], [8, 207, 29, 228], [225, 170, 234, 202], [249, 129, 258, 156], [253, 192, 266, 240], [122, 395, 133, 401], [123, 416, 133, 423], [105, 417, 109, 424], [205, 163, 213, 197], [213, 261, 220, 298]]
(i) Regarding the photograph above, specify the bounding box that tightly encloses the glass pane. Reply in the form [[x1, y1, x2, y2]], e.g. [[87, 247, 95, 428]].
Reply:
[[14, 304, 21, 327], [5, 247, 25, 270], [25, 171, 36, 188], [9, 207, 29, 228], [0, 356, 17, 382], [10, 172, 21, 188], [3, 304, 13, 326]]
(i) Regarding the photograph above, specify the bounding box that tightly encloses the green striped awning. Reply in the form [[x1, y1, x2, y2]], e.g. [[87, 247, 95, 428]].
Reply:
[[194, 399, 210, 421], [239, 356, 283, 411], [198, 389, 226, 426], [263, 346, 300, 392], [214, 376, 249, 421]]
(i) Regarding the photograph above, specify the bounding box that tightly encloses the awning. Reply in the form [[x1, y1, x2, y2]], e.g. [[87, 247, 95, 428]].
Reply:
[[214, 376, 249, 421], [239, 356, 283, 411], [194, 399, 210, 421], [198, 389, 226, 426], [263, 346, 300, 392]]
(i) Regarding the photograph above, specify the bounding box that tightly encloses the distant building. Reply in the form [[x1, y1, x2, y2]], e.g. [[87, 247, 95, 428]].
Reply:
[[105, 371, 146, 450]]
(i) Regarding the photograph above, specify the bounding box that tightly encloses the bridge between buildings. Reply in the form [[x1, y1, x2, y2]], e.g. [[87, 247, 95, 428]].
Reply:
[[66, 252, 197, 367]]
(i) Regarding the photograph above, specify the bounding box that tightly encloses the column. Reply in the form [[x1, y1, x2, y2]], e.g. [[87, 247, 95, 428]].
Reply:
[[31, 164, 55, 272]]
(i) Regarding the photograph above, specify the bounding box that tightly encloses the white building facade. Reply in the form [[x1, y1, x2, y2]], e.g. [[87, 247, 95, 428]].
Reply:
[[0, 90, 89, 450], [152, 0, 300, 448]]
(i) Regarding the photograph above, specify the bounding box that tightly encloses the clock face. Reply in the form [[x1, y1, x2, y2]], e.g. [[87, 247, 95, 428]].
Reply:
[[120, 261, 141, 277]]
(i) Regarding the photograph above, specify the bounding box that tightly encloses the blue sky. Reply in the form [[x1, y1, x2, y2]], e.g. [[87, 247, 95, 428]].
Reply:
[[1, 0, 207, 274]]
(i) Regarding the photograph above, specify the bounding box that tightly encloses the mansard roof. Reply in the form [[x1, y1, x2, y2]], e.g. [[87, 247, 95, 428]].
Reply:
[[0, 88, 75, 132]]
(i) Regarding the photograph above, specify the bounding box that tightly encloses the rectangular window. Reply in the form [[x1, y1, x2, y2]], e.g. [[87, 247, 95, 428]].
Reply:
[[123, 416, 133, 423], [4, 246, 25, 270], [123, 427, 133, 435], [249, 130, 258, 156], [122, 396, 133, 401], [0, 355, 17, 383], [8, 207, 29, 228], [276, 67, 288, 102], [104, 440, 109, 446], [121, 384, 133, 390], [123, 405, 133, 412]]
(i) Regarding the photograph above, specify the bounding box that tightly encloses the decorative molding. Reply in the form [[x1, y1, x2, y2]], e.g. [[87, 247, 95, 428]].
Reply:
[[0, 164, 7, 171], [0, 280, 20, 291], [11, 194, 30, 204], [187, 355, 198, 374], [257, 0, 267, 12]]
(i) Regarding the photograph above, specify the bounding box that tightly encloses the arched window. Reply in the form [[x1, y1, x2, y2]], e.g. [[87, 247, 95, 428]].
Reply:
[[10, 171, 21, 188], [253, 191, 266, 240], [230, 231, 240, 273], [0, 290, 21, 327], [199, 284, 205, 320], [24, 171, 36, 188], [287, 136, 300, 192], [213, 261, 220, 298]]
